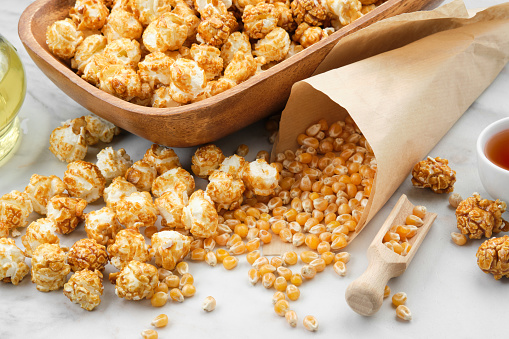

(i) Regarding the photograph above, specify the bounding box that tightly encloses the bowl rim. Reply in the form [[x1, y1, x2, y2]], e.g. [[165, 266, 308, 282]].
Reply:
[[476, 116, 509, 174]]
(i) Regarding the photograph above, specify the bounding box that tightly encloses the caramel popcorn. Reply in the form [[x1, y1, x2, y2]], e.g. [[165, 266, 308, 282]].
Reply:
[[191, 144, 225, 178], [172, 0, 201, 38], [182, 190, 218, 238], [253, 27, 291, 62], [71, 34, 108, 74], [150, 230, 191, 270], [115, 260, 159, 300], [196, 14, 231, 47], [151, 86, 179, 107], [477, 235, 509, 280], [98, 65, 148, 101], [361, 3, 376, 13], [207, 77, 237, 96], [169, 58, 208, 104], [206, 170, 245, 210], [67, 238, 109, 272], [49, 117, 88, 163], [223, 51, 257, 84], [24, 174, 66, 215], [190, 44, 224, 80], [142, 13, 188, 53], [292, 23, 330, 48], [143, 144, 181, 175], [241, 158, 280, 196], [232, 0, 263, 12], [326, 0, 362, 26], [125, 160, 157, 192], [69, 0, 109, 31], [63, 160, 106, 203], [46, 18, 84, 59], [291, 0, 328, 26], [155, 190, 188, 228], [411, 156, 456, 194], [85, 206, 122, 246], [137, 52, 174, 90], [22, 218, 60, 258], [103, 38, 142, 69], [219, 154, 246, 179], [130, 0, 173, 26], [102, 8, 143, 42], [152, 167, 195, 198], [285, 41, 304, 59], [81, 53, 110, 85], [194, 0, 230, 17], [456, 193, 508, 239], [108, 229, 151, 269], [274, 2, 296, 32], [0, 190, 33, 238], [115, 191, 158, 229], [31, 243, 71, 292], [96, 147, 133, 182], [63, 269, 104, 311], [0, 238, 30, 285], [47, 195, 88, 235], [220, 31, 251, 66], [242, 3, 279, 39], [103, 176, 138, 208]]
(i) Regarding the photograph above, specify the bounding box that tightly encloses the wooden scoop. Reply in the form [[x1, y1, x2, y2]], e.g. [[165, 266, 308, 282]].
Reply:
[[345, 194, 437, 316]]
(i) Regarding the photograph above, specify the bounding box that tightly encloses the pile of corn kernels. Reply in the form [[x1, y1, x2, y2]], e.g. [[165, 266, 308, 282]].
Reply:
[[45, 0, 380, 106]]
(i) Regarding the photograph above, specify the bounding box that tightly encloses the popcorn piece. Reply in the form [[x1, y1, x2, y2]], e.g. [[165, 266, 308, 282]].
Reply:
[[130, 0, 173, 26], [63, 160, 106, 203], [115, 191, 158, 229], [361, 3, 376, 14], [223, 51, 257, 84], [196, 14, 232, 47], [0, 190, 33, 238], [241, 158, 280, 196], [104, 176, 138, 208], [22, 218, 60, 257], [152, 167, 195, 197], [101, 8, 143, 42], [24, 174, 66, 215], [31, 244, 71, 292], [220, 31, 251, 66], [242, 3, 279, 39], [206, 77, 237, 97], [456, 193, 509, 239], [326, 0, 362, 26], [81, 53, 110, 85], [71, 34, 107, 73], [103, 38, 142, 69], [182, 190, 218, 238], [191, 144, 225, 178], [96, 147, 133, 182], [69, 0, 109, 31], [115, 260, 159, 300], [125, 160, 157, 192], [63, 269, 104, 311], [155, 190, 188, 228], [477, 235, 509, 280], [274, 2, 296, 32], [108, 229, 151, 269], [284, 41, 304, 59], [46, 19, 84, 60], [190, 44, 224, 81], [172, 0, 201, 38], [143, 144, 181, 175], [411, 156, 456, 194], [137, 52, 174, 90], [291, 0, 328, 26], [292, 23, 329, 48], [150, 230, 191, 270], [98, 65, 146, 101], [0, 238, 30, 285], [253, 27, 291, 62], [233, 0, 263, 12], [47, 195, 88, 235], [169, 58, 208, 104], [49, 117, 88, 163], [206, 170, 245, 210], [151, 86, 180, 108], [219, 154, 246, 179], [85, 206, 122, 246], [194, 0, 231, 16], [67, 238, 109, 272], [142, 13, 188, 53]]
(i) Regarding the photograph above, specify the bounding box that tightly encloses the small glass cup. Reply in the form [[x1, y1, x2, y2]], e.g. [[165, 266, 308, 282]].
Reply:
[[0, 34, 26, 166]]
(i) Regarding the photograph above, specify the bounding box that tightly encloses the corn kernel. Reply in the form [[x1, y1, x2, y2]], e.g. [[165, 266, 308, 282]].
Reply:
[[290, 273, 303, 286], [406, 215, 423, 227], [412, 205, 427, 219], [259, 264, 277, 276], [333, 261, 347, 276], [400, 242, 412, 256], [274, 299, 290, 317], [179, 273, 194, 289], [151, 314, 168, 328], [321, 251, 335, 265], [282, 251, 298, 266], [181, 284, 196, 297], [190, 239, 204, 251], [252, 257, 269, 270], [292, 232, 305, 246], [334, 252, 351, 264], [383, 285, 391, 299], [248, 268, 260, 285], [203, 238, 216, 252], [246, 238, 261, 252], [451, 232, 467, 246], [285, 310, 298, 327], [303, 315, 319, 332], [155, 282, 169, 294], [262, 272, 276, 289], [141, 329, 158, 339], [316, 241, 331, 254], [246, 250, 261, 265], [300, 251, 319, 264], [383, 231, 400, 243], [310, 258, 326, 273], [191, 248, 207, 261], [216, 248, 229, 263], [448, 193, 463, 208], [286, 284, 300, 301], [215, 233, 230, 246], [202, 296, 216, 312], [259, 230, 272, 244], [270, 256, 284, 268], [276, 266, 292, 281], [392, 292, 407, 306], [272, 291, 287, 304], [229, 241, 247, 255], [301, 265, 316, 280], [396, 305, 412, 321], [176, 262, 189, 275], [169, 288, 184, 302], [274, 276, 288, 292], [165, 275, 180, 289], [396, 225, 418, 240], [227, 234, 242, 247], [151, 292, 168, 307], [331, 233, 348, 250], [223, 256, 238, 270]]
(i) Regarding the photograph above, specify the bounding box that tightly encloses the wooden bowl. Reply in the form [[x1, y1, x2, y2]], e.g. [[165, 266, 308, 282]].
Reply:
[[18, 0, 440, 147]]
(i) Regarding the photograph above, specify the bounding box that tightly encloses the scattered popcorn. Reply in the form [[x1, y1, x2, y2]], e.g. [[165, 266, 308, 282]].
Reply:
[[115, 191, 158, 229], [63, 269, 104, 311], [67, 238, 109, 272], [96, 147, 133, 182], [0, 190, 33, 238], [49, 117, 88, 163], [69, 0, 109, 31], [63, 160, 106, 203], [85, 206, 122, 246], [150, 231, 191, 270], [152, 167, 195, 198], [206, 170, 245, 211], [155, 191, 188, 229], [241, 159, 280, 196], [84, 114, 121, 145], [108, 229, 151, 269], [191, 144, 225, 178], [47, 195, 88, 235], [182, 190, 218, 238], [219, 154, 246, 179], [22, 218, 60, 257], [115, 260, 159, 300], [125, 160, 157, 192], [0, 238, 30, 285], [142, 144, 181, 175], [46, 18, 84, 60], [477, 235, 509, 280], [31, 243, 71, 292], [411, 156, 456, 194], [24, 174, 66, 215], [103, 176, 139, 208]]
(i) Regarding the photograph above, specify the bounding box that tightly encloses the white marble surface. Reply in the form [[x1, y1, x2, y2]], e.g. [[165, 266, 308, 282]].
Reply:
[[1, 0, 509, 338]]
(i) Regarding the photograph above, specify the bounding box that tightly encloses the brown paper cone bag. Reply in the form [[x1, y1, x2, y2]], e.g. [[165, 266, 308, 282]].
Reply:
[[264, 0, 509, 254]]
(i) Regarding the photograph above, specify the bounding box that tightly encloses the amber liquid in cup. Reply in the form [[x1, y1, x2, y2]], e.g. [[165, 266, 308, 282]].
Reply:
[[484, 129, 509, 171]]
